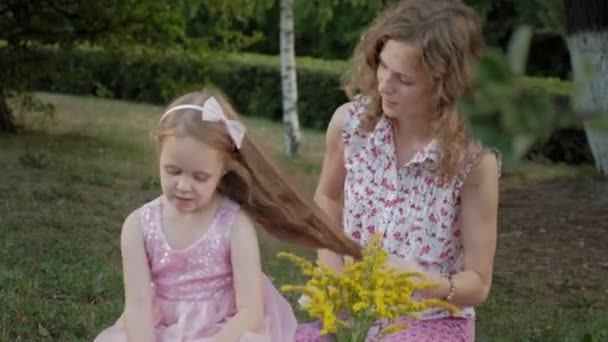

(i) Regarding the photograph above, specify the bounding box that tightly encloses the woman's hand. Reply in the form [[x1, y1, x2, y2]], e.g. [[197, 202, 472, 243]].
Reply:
[[386, 254, 420, 273], [386, 254, 452, 299], [200, 336, 229, 342], [197, 336, 224, 342]]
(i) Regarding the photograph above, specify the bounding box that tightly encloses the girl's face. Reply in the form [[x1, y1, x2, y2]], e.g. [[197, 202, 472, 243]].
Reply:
[[159, 135, 226, 213], [376, 39, 437, 121]]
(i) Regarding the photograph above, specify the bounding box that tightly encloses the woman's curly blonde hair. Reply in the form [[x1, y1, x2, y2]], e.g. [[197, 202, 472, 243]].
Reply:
[[344, 0, 484, 185]]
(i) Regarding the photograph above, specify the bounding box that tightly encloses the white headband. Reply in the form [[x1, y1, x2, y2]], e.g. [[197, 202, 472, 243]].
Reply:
[[159, 97, 246, 149]]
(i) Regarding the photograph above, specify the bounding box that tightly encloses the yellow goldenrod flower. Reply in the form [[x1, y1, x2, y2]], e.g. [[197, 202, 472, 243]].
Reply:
[[277, 234, 459, 342]]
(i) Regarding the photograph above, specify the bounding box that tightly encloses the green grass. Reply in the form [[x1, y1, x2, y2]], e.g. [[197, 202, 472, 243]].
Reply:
[[502, 162, 597, 183], [1, 93, 605, 341]]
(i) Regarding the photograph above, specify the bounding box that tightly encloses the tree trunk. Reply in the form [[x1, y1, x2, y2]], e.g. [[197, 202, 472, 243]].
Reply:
[[0, 87, 18, 134], [565, 0, 608, 176], [279, 0, 301, 157]]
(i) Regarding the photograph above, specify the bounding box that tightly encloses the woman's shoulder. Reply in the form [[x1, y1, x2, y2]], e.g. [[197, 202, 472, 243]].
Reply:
[[333, 95, 369, 123], [323, 102, 356, 147], [331, 101, 359, 127], [331, 96, 371, 144], [463, 141, 503, 184]]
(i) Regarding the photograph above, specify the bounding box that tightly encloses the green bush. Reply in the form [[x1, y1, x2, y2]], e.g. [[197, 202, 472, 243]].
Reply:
[[25, 49, 350, 130], [516, 76, 573, 96], [23, 48, 571, 132], [210, 53, 350, 130]]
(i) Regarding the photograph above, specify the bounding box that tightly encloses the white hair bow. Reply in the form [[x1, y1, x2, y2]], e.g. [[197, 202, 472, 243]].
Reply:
[[159, 97, 246, 149]]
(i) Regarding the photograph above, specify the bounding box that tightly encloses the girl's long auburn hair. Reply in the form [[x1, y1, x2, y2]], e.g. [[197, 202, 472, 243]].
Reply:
[[155, 89, 362, 259], [345, 0, 484, 185]]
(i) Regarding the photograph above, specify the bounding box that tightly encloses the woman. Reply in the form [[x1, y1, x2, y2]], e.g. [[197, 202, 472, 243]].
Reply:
[[296, 0, 500, 341]]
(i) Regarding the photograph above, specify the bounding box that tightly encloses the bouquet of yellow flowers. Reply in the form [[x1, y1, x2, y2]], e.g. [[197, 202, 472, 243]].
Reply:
[[278, 234, 458, 341]]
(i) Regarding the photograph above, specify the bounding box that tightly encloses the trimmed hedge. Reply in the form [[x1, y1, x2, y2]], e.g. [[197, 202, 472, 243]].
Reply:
[[213, 53, 350, 130], [25, 49, 349, 130], [516, 76, 573, 96], [24, 48, 572, 132]]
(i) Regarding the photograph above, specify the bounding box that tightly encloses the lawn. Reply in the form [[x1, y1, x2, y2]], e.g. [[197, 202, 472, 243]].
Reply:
[[1, 93, 606, 341]]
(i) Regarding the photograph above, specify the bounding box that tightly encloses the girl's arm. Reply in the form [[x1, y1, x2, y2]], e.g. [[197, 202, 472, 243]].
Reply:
[[212, 211, 265, 341], [120, 209, 155, 342], [315, 102, 353, 273], [389, 152, 500, 307]]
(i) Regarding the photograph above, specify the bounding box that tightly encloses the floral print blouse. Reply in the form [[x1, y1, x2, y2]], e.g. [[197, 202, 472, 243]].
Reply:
[[341, 98, 500, 320]]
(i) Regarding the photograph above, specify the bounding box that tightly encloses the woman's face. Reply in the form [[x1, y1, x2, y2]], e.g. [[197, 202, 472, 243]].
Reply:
[[376, 39, 437, 121]]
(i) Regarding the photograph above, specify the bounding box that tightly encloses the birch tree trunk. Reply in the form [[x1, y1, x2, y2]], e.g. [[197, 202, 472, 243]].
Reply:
[[0, 87, 17, 134], [565, 0, 608, 176], [279, 0, 301, 156]]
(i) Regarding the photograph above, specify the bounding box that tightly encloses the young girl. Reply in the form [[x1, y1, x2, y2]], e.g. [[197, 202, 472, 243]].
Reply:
[[296, 0, 500, 341], [94, 89, 361, 342]]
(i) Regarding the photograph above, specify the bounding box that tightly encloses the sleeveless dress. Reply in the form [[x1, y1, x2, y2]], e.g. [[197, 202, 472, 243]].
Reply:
[[295, 99, 501, 341], [95, 196, 297, 341]]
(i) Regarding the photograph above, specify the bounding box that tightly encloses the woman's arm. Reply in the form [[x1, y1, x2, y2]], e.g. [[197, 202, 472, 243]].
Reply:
[[315, 102, 354, 273], [451, 151, 500, 306], [212, 212, 265, 341], [389, 152, 500, 307], [120, 209, 155, 342]]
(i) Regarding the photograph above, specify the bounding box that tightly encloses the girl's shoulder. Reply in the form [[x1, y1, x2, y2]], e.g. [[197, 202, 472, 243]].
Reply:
[[231, 209, 256, 239], [119, 206, 145, 252], [122, 197, 162, 240], [217, 203, 259, 254]]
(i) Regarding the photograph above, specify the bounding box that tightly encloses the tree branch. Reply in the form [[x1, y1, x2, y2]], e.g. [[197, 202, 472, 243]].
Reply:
[[5, 21, 113, 44], [0, 1, 31, 22], [566, 0, 608, 35], [42, 0, 79, 20], [0, 6, 10, 16]]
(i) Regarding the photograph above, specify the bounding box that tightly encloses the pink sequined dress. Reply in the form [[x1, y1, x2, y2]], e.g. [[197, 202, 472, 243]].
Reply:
[[94, 196, 297, 341]]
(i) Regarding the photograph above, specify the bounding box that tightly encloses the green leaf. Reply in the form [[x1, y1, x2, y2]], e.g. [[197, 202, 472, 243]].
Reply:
[[582, 332, 594, 342], [512, 134, 536, 161], [474, 48, 511, 84], [37, 323, 51, 338]]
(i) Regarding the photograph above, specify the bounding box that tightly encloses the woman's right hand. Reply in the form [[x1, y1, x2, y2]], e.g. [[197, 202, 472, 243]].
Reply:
[[315, 102, 355, 268], [386, 254, 420, 273]]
